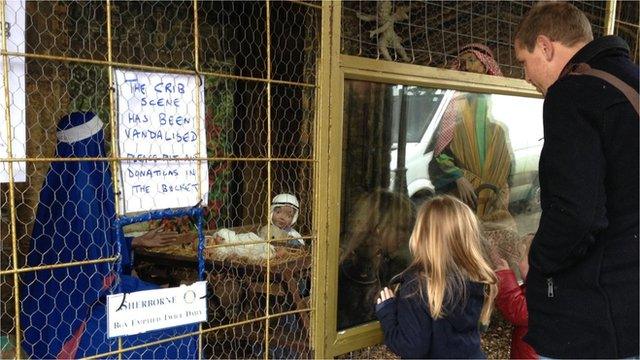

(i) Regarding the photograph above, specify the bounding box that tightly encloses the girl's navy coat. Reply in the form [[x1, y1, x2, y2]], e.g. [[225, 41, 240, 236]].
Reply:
[[375, 269, 486, 359]]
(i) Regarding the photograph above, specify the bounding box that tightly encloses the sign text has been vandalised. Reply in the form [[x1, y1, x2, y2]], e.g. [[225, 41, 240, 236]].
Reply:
[[115, 69, 208, 213]]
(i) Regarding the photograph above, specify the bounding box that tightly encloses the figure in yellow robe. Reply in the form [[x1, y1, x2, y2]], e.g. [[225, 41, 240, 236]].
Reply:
[[430, 93, 516, 231]]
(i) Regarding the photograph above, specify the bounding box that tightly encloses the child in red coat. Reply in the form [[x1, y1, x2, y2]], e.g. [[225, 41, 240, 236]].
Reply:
[[494, 236, 538, 359]]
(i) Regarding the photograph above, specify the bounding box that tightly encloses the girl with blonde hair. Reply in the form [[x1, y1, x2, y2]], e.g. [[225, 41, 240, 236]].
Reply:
[[375, 195, 497, 358]]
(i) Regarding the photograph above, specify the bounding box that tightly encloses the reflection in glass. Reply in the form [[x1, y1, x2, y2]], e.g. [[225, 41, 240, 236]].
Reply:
[[429, 92, 515, 231], [337, 189, 414, 330], [338, 80, 544, 330]]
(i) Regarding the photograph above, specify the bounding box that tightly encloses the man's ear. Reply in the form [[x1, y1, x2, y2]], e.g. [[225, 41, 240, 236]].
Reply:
[[536, 35, 555, 62]]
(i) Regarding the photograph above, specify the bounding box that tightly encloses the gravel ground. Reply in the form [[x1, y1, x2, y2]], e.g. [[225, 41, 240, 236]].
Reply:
[[481, 313, 513, 359], [340, 313, 512, 359]]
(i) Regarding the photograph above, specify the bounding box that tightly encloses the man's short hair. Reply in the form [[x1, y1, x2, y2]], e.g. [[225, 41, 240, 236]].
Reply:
[[515, 2, 593, 52]]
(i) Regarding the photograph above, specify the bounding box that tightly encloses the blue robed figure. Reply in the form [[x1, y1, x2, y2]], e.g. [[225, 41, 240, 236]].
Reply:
[[21, 112, 197, 359]]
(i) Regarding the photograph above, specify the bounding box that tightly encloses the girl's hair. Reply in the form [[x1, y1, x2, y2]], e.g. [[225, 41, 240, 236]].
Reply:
[[340, 189, 415, 265], [409, 195, 497, 326]]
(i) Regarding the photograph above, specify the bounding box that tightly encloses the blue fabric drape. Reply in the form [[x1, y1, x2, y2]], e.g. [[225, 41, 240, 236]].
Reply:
[[21, 112, 196, 359]]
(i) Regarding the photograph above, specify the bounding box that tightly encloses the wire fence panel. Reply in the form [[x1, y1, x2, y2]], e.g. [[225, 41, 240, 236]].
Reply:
[[1, 0, 318, 358], [341, 1, 617, 79], [614, 0, 639, 64]]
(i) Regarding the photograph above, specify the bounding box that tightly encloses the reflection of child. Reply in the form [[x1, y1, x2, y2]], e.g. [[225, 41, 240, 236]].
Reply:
[[493, 234, 537, 359], [375, 195, 497, 358], [259, 193, 304, 246], [337, 189, 415, 330]]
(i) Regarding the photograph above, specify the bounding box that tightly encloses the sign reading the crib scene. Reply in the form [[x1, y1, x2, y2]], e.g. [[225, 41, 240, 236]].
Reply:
[[0, 0, 25, 183], [107, 281, 207, 337], [114, 69, 208, 213]]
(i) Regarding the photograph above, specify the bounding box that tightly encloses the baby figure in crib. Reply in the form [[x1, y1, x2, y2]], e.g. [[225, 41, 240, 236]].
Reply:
[[258, 193, 304, 247]]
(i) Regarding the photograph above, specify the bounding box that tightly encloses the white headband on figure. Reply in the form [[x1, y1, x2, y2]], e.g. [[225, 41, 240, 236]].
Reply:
[[56, 115, 104, 144], [270, 193, 300, 226]]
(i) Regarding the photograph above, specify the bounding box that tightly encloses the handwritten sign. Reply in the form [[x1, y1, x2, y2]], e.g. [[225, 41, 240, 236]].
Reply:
[[0, 0, 25, 183], [115, 69, 208, 213], [107, 281, 207, 338]]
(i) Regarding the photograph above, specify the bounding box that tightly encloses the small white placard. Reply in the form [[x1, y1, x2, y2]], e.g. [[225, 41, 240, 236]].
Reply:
[[114, 69, 208, 213], [107, 281, 207, 338], [0, 0, 26, 183]]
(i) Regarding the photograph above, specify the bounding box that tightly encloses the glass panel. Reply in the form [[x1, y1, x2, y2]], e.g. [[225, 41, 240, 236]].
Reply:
[[390, 86, 445, 144], [338, 79, 544, 330]]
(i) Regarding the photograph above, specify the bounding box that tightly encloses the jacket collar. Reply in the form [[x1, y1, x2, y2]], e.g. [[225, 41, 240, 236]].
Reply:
[[560, 35, 630, 76]]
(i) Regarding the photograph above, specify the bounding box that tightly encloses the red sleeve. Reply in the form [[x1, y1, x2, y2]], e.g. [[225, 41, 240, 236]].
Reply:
[[495, 269, 528, 326]]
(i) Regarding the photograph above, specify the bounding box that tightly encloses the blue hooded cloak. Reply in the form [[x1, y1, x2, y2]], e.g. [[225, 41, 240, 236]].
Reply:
[[21, 112, 197, 359]]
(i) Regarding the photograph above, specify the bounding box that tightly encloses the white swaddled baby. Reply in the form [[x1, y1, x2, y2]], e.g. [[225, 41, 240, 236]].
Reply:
[[210, 228, 275, 261]]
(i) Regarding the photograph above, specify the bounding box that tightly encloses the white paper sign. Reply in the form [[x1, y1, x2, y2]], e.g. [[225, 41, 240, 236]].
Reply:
[[107, 281, 207, 338], [115, 69, 208, 213], [0, 0, 25, 183]]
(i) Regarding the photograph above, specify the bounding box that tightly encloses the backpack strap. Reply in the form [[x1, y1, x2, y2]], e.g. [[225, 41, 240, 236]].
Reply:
[[565, 63, 639, 115]]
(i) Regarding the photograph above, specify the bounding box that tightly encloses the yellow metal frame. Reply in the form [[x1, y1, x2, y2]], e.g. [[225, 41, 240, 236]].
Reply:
[[0, 0, 22, 353], [324, 61, 539, 358], [316, 2, 542, 358], [604, 0, 617, 36]]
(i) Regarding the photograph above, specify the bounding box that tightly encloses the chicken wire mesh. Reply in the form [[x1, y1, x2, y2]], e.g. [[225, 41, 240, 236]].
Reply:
[[341, 1, 616, 78], [614, 0, 639, 64], [2, 0, 635, 358], [1, 0, 318, 359]]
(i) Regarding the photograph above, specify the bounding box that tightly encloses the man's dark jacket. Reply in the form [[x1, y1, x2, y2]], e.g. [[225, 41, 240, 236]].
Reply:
[[524, 36, 639, 358]]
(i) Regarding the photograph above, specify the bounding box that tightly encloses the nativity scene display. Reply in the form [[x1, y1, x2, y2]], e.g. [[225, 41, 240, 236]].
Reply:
[[3, 2, 318, 358]]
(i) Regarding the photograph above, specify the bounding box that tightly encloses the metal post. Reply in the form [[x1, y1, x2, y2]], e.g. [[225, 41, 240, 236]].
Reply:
[[393, 86, 408, 196], [604, 0, 617, 35]]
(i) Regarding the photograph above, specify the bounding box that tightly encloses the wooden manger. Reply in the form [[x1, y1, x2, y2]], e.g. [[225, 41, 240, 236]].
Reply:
[[132, 226, 312, 357]]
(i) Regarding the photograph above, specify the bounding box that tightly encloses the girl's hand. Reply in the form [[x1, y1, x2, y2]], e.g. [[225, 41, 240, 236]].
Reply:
[[376, 287, 395, 304]]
